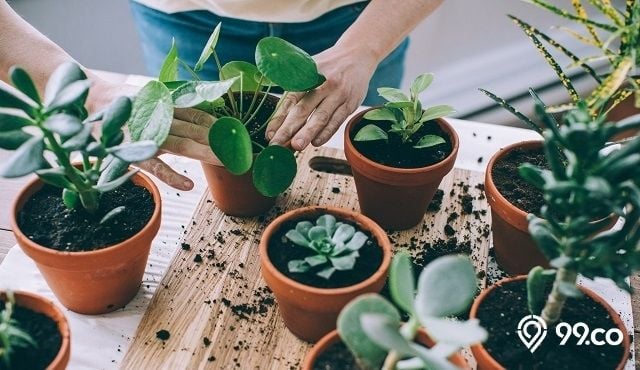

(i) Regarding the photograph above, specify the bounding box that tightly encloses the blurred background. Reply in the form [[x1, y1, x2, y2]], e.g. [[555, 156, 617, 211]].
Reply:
[[6, 0, 603, 126]]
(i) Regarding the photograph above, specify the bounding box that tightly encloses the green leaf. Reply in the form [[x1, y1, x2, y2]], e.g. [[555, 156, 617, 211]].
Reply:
[[527, 266, 556, 315], [46, 80, 91, 113], [285, 229, 310, 247], [220, 61, 260, 91], [308, 225, 329, 241], [419, 105, 455, 123], [354, 124, 388, 142], [519, 163, 549, 189], [86, 141, 107, 157], [36, 167, 73, 189], [421, 317, 487, 346], [288, 259, 310, 273], [317, 266, 336, 279], [44, 62, 86, 105], [61, 121, 93, 151], [0, 109, 31, 132], [108, 140, 157, 162], [252, 145, 297, 197], [377, 87, 409, 102], [170, 81, 202, 108], [195, 79, 237, 101], [409, 343, 463, 370], [94, 169, 138, 192], [0, 83, 36, 113], [129, 81, 173, 146], [317, 214, 336, 233], [9, 66, 41, 104], [363, 108, 396, 122], [163, 80, 189, 91], [305, 255, 328, 267], [208, 116, 253, 175], [296, 221, 313, 236], [100, 206, 125, 224], [101, 96, 132, 140], [410, 73, 434, 97], [0, 136, 46, 178], [255, 37, 325, 92], [415, 255, 477, 319], [159, 38, 179, 82], [330, 251, 359, 270], [97, 157, 128, 186], [389, 252, 416, 314], [0, 130, 32, 150], [384, 101, 414, 109], [360, 313, 416, 356], [345, 232, 367, 251], [194, 23, 222, 72], [43, 113, 83, 136], [62, 188, 79, 209], [332, 223, 356, 244], [413, 134, 445, 149], [337, 294, 400, 370]]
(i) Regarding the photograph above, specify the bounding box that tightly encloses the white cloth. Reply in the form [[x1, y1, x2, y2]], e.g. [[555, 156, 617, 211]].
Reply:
[[132, 0, 364, 22]]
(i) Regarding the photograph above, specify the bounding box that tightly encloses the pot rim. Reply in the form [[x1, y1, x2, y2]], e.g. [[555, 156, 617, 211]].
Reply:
[[0, 290, 70, 369], [10, 169, 162, 258], [469, 275, 631, 370], [344, 107, 460, 174], [259, 206, 392, 297]]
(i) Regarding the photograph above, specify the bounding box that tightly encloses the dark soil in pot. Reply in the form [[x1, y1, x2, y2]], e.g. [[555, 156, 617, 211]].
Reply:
[[0, 301, 62, 370], [219, 92, 278, 149], [267, 218, 383, 289], [492, 147, 547, 215], [312, 341, 359, 370], [350, 118, 453, 168], [17, 181, 154, 251], [476, 279, 625, 369]]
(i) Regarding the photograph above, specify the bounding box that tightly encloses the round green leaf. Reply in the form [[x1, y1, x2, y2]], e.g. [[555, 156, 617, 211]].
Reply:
[[220, 61, 260, 92], [255, 37, 325, 92], [354, 124, 388, 142], [208, 116, 253, 175], [129, 81, 173, 146], [413, 134, 445, 149], [252, 145, 297, 197]]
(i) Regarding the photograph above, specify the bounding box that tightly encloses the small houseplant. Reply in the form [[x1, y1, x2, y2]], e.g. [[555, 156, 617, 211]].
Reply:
[[303, 253, 487, 370], [158, 24, 325, 216], [259, 206, 392, 342], [344, 73, 458, 230], [470, 101, 638, 369], [0, 290, 70, 370], [1, 62, 169, 314]]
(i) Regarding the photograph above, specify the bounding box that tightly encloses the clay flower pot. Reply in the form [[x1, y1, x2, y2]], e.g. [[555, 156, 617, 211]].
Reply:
[[344, 108, 459, 230], [469, 275, 630, 370], [259, 206, 392, 342], [1, 290, 71, 370], [303, 329, 469, 370], [11, 172, 162, 315]]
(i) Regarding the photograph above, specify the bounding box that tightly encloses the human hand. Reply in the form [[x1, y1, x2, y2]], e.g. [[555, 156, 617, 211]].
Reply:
[[265, 45, 378, 151], [89, 77, 219, 191]]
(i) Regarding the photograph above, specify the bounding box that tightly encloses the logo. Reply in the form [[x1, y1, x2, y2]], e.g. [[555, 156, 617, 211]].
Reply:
[[517, 314, 547, 353]]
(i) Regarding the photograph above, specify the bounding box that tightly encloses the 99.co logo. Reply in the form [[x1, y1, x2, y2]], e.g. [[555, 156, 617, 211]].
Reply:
[[517, 315, 624, 353]]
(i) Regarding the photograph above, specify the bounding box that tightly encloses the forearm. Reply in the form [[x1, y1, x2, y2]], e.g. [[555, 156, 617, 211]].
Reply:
[[336, 0, 443, 63]]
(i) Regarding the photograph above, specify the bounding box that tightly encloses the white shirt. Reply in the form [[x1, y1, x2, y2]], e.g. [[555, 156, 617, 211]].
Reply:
[[133, 0, 365, 22]]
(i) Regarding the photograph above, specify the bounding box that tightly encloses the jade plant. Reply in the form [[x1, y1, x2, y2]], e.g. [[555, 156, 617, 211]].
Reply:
[[520, 99, 640, 324], [157, 23, 326, 196], [354, 73, 455, 149], [285, 214, 368, 279], [0, 63, 167, 218], [482, 0, 639, 117], [0, 292, 36, 368], [337, 253, 487, 370]]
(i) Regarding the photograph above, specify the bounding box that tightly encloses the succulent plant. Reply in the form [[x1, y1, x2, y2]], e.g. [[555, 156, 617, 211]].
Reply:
[[0, 292, 36, 368], [354, 73, 455, 149], [284, 214, 368, 279], [337, 253, 487, 370]]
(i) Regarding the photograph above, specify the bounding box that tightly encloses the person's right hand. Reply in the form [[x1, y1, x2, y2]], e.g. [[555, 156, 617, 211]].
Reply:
[[89, 77, 220, 191]]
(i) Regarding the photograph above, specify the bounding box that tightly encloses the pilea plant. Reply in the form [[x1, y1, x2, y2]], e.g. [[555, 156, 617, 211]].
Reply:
[[0, 62, 168, 219], [520, 99, 640, 324], [285, 214, 368, 279], [0, 292, 36, 368], [354, 73, 455, 149], [157, 23, 326, 197], [337, 253, 487, 370]]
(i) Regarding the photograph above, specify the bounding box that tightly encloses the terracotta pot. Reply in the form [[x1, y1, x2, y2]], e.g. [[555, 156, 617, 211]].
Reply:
[[11, 172, 162, 315], [259, 206, 392, 342], [485, 140, 549, 275], [303, 329, 470, 370], [470, 275, 630, 370], [200, 162, 276, 217], [1, 290, 71, 370], [344, 108, 459, 230]]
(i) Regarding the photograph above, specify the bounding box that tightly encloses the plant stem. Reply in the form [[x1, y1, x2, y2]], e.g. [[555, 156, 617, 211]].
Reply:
[[241, 75, 265, 122], [382, 316, 421, 370], [541, 267, 578, 324], [214, 51, 239, 117], [245, 85, 273, 133]]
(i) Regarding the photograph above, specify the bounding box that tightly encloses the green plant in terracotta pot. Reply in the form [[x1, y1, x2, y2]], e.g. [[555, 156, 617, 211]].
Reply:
[[259, 206, 392, 342], [303, 253, 486, 370], [157, 23, 325, 216], [470, 101, 639, 369], [1, 62, 169, 314], [0, 290, 70, 370], [344, 73, 458, 230]]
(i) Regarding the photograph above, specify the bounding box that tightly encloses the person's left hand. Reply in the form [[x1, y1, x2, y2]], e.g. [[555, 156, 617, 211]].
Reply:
[[265, 45, 379, 151]]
